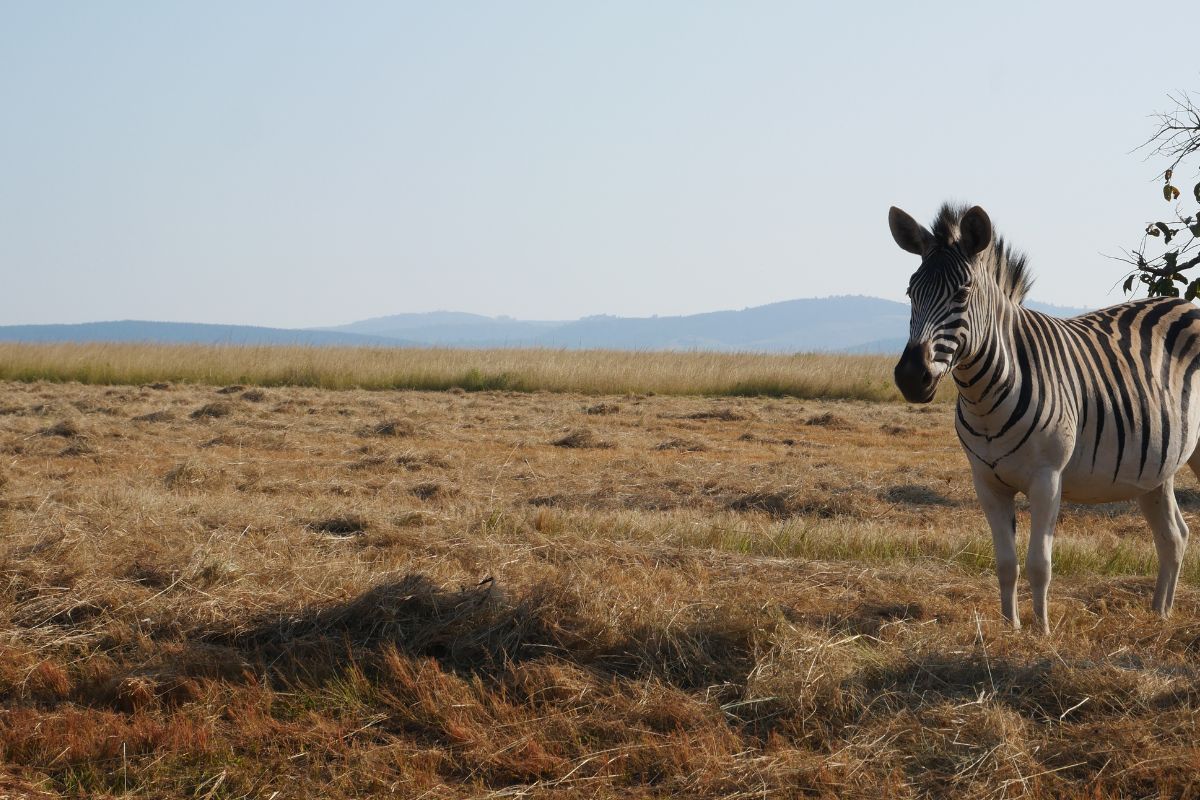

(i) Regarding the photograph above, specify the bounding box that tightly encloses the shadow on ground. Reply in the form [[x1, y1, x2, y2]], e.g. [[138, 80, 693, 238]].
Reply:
[[75, 573, 769, 716]]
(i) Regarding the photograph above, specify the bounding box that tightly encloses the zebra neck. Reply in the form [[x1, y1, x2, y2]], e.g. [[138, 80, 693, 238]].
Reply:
[[951, 303, 1022, 412]]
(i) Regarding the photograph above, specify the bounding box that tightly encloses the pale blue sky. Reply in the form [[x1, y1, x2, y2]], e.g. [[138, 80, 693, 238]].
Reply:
[[0, 2, 1192, 327]]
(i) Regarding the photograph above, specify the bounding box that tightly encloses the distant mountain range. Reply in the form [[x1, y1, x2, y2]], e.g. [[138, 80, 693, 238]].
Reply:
[[0, 296, 1092, 354], [0, 321, 414, 348]]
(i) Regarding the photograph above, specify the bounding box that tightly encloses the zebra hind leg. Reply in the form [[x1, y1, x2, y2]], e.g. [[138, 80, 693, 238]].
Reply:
[[1138, 477, 1188, 617]]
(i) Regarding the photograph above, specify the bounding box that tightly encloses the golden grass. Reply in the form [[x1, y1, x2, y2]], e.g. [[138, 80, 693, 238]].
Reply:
[[0, 342, 941, 401], [0, 380, 1196, 797]]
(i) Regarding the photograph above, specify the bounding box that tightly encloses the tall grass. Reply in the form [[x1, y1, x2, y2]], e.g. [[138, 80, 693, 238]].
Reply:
[[0, 342, 943, 400]]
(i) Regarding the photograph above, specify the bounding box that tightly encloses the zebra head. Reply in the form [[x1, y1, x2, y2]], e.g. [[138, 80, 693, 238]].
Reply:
[[888, 205, 993, 403]]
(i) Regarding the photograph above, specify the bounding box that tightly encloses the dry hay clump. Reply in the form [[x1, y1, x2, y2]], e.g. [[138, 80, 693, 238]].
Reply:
[[163, 460, 225, 491], [585, 402, 621, 415], [684, 407, 748, 421], [654, 437, 708, 452], [728, 488, 864, 519], [552, 428, 614, 449], [880, 483, 956, 507], [132, 409, 174, 423], [805, 411, 855, 430], [57, 441, 96, 458], [358, 418, 417, 437], [39, 419, 83, 438], [190, 401, 233, 419], [309, 515, 369, 537], [410, 481, 457, 501]]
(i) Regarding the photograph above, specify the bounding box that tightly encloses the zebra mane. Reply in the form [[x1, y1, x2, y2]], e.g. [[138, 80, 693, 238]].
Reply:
[[930, 203, 1033, 304]]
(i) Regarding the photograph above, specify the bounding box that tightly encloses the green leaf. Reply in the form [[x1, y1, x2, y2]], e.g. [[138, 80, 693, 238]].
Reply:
[[1152, 276, 1180, 297], [1165, 250, 1180, 270], [1124, 275, 1135, 293], [1165, 184, 1181, 201], [1187, 279, 1200, 302]]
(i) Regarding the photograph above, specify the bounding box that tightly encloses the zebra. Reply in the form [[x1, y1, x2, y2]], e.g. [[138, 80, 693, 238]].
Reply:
[[889, 202, 1200, 633]]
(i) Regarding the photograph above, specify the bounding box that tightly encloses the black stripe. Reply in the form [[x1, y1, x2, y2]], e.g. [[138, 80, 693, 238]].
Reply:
[[1177, 332, 1200, 454], [1095, 314, 1137, 482], [1138, 301, 1179, 477], [992, 329, 1034, 440], [1117, 304, 1157, 479], [1073, 326, 1115, 472]]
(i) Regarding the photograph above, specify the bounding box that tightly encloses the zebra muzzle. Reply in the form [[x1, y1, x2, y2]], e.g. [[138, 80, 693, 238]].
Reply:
[[894, 341, 938, 403]]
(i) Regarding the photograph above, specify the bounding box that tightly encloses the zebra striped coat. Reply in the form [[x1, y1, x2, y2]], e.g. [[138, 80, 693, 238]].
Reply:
[[890, 203, 1200, 632]]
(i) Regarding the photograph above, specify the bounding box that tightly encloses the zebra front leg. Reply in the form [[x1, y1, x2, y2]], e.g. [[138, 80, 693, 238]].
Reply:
[[1137, 478, 1188, 617], [1026, 471, 1062, 635], [972, 470, 1019, 628]]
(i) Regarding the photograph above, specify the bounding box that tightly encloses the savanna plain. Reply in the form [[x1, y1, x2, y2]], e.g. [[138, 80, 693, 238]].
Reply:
[[2, 346, 1200, 798]]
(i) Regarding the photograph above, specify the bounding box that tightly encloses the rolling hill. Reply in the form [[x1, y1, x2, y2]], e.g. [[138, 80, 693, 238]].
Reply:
[[0, 321, 412, 348], [0, 296, 1093, 353]]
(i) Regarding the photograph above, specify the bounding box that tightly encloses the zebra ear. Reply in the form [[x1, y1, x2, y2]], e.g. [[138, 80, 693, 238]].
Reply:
[[888, 207, 932, 255], [959, 206, 993, 257]]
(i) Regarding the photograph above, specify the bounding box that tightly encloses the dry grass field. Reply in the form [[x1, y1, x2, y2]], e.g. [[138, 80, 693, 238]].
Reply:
[[2, 377, 1200, 797], [0, 343, 916, 401]]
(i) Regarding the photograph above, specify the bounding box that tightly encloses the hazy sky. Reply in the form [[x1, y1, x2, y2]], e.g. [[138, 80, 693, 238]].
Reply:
[[0, 2, 1193, 328]]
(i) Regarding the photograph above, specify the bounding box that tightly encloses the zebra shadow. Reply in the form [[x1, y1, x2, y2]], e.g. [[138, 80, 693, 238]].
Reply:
[[76, 572, 763, 718]]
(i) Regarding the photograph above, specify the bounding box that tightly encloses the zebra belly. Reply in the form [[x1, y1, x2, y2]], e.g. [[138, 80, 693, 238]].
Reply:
[[1058, 471, 1172, 503], [976, 448, 1179, 503], [960, 419, 1190, 503], [1057, 396, 1200, 503]]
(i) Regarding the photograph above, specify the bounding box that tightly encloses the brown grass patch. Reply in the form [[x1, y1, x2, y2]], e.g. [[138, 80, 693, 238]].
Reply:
[[585, 402, 621, 415], [189, 401, 233, 419], [359, 418, 416, 437], [805, 411, 854, 429], [132, 409, 174, 423], [163, 461, 223, 490], [410, 481, 456, 501], [310, 516, 369, 537], [57, 441, 96, 457], [685, 407, 747, 421], [552, 428, 613, 449], [881, 483, 956, 506], [655, 438, 708, 452], [39, 419, 82, 437]]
